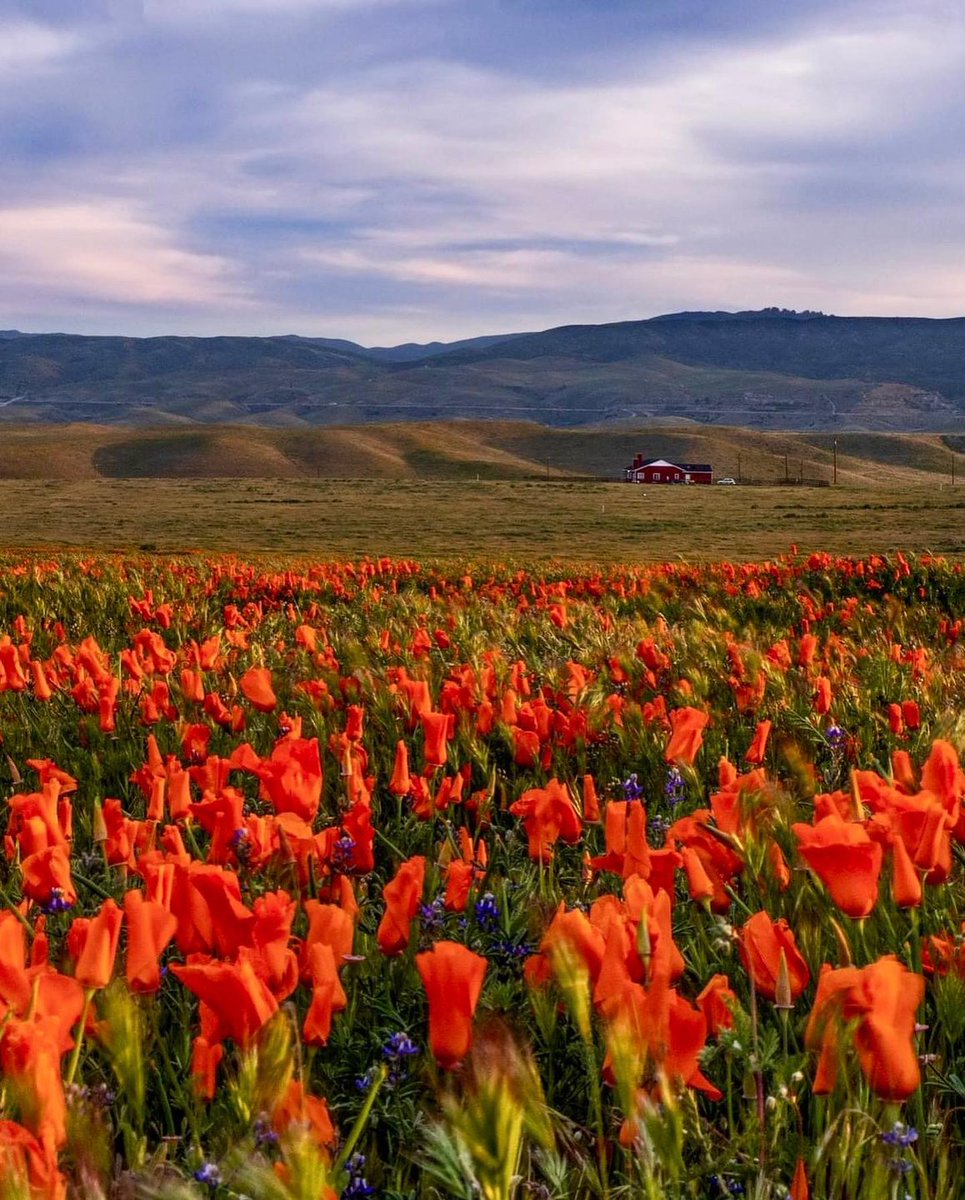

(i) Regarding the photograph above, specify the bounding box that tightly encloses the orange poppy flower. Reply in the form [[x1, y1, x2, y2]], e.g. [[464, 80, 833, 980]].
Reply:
[[240, 666, 277, 712], [170, 955, 279, 1046], [303, 943, 349, 1047], [541, 905, 607, 984], [124, 890, 177, 994], [191, 1035, 224, 1102], [739, 911, 810, 1003], [0, 1015, 68, 1149], [389, 740, 412, 796], [255, 736, 324, 823], [416, 941, 487, 1070], [805, 956, 924, 1100], [421, 710, 451, 768], [582, 774, 601, 821], [791, 1157, 809, 1200], [664, 706, 708, 767], [509, 779, 582, 862], [272, 1080, 337, 1150], [73, 898, 124, 990], [792, 813, 883, 919], [697, 973, 738, 1037], [745, 719, 772, 766], [301, 901, 355, 976], [376, 856, 426, 956], [0, 1119, 66, 1199]]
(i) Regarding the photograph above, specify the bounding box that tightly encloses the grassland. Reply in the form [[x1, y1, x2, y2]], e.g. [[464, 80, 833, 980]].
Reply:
[[4, 477, 964, 562]]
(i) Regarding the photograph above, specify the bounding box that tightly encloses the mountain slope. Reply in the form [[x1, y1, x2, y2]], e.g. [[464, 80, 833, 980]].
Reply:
[[1, 312, 964, 430]]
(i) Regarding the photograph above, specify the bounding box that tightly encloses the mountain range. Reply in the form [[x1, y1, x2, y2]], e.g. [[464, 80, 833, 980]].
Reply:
[[2, 309, 965, 431]]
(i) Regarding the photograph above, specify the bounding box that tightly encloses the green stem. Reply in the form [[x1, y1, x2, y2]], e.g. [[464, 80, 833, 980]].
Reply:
[[334, 1064, 388, 1175], [71, 871, 114, 901], [582, 1034, 610, 1200], [66, 988, 95, 1086], [375, 827, 409, 861]]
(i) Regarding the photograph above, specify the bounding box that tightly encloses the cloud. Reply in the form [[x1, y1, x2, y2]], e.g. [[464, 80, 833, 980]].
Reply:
[[0, 202, 248, 310], [3, 0, 965, 338], [0, 19, 81, 72]]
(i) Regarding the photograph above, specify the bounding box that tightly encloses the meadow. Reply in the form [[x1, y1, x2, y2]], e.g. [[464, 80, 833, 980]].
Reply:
[[0, 549, 963, 1199], [1, 478, 965, 561]]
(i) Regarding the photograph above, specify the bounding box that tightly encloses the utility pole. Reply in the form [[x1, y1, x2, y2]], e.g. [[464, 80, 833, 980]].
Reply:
[[737, 452, 742, 483], [784, 454, 789, 484], [953, 453, 957, 486], [833, 438, 837, 485]]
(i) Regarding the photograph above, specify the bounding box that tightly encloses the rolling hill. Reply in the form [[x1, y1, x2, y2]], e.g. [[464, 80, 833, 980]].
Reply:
[[2, 310, 964, 431], [0, 419, 962, 485]]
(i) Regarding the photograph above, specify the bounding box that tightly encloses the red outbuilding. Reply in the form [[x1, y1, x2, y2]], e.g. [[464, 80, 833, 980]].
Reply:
[[624, 455, 713, 484]]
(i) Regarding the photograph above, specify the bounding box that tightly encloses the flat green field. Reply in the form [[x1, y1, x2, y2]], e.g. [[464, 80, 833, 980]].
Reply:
[[4, 478, 965, 561]]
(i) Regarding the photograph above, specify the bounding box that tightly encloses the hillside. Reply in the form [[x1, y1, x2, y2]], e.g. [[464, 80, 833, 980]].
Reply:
[[0, 420, 962, 485], [2, 311, 965, 430]]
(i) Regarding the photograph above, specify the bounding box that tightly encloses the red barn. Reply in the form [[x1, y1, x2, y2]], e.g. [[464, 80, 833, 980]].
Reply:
[[624, 455, 713, 484]]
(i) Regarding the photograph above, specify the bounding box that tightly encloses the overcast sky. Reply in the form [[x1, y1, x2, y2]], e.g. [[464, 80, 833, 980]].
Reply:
[[2, 0, 964, 343]]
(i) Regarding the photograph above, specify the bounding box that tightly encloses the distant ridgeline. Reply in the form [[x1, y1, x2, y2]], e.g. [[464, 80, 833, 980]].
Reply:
[[1, 310, 964, 430]]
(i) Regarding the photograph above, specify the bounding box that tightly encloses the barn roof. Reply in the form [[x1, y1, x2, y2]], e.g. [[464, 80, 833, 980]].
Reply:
[[630, 459, 712, 472]]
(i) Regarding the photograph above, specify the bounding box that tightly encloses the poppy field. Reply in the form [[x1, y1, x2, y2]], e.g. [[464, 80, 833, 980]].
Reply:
[[0, 550, 964, 1199]]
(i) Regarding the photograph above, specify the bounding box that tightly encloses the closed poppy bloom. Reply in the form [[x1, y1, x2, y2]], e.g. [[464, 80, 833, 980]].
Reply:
[[124, 890, 178, 993], [814, 677, 832, 715], [901, 700, 921, 730], [170, 955, 279, 1046], [739, 911, 810, 1003], [416, 941, 488, 1070], [697, 973, 738, 1037], [583, 774, 601, 822], [888, 704, 904, 736], [73, 898, 124, 990], [30, 661, 53, 702], [389, 740, 412, 796], [0, 912, 30, 1016], [512, 727, 541, 768], [421, 711, 450, 769], [540, 905, 607, 984], [376, 856, 426, 956], [303, 943, 348, 1047], [791, 1158, 809, 1200], [664, 707, 709, 766], [301, 901, 355, 976], [806, 956, 924, 1101], [240, 666, 277, 712], [921, 738, 965, 814], [681, 846, 715, 905], [443, 859, 474, 912], [344, 704, 365, 742], [745, 719, 772, 766], [792, 814, 883, 919], [191, 1035, 224, 1102]]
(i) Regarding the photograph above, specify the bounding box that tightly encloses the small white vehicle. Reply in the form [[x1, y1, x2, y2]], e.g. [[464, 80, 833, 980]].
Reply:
[[717, 477, 737, 485]]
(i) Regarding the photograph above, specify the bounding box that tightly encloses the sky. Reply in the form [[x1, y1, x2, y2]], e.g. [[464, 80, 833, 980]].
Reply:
[[2, 0, 964, 344]]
